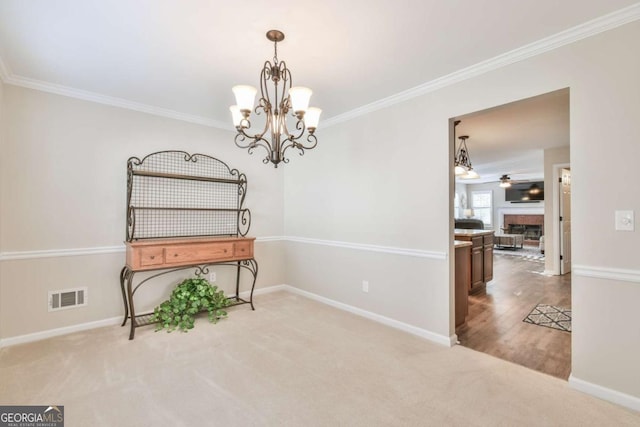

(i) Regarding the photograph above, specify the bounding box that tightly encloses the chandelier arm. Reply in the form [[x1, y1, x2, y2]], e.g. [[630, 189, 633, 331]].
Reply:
[[278, 62, 291, 113], [234, 129, 273, 153], [282, 119, 317, 149], [259, 61, 273, 112], [234, 133, 274, 164], [237, 105, 272, 144], [281, 132, 318, 160]]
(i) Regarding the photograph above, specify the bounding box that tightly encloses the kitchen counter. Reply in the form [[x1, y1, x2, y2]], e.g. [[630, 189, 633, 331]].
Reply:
[[454, 228, 495, 237], [454, 240, 472, 248]]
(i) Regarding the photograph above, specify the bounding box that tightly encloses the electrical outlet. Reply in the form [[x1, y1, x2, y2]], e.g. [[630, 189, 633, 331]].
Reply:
[[209, 272, 217, 282], [615, 210, 634, 231], [362, 280, 369, 293]]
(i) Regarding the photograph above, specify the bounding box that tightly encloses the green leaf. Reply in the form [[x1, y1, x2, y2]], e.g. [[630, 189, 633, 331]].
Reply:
[[152, 277, 232, 333]]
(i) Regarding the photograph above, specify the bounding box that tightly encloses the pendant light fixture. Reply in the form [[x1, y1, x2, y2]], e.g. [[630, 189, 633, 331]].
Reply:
[[230, 30, 321, 167], [455, 135, 480, 179], [499, 174, 512, 188], [453, 120, 479, 179]]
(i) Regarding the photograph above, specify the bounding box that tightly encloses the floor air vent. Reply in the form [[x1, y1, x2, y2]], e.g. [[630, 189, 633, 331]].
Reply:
[[48, 287, 88, 311]]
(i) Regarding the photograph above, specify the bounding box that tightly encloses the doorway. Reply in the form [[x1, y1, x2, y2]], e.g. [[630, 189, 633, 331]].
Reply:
[[451, 89, 572, 379], [560, 167, 572, 275]]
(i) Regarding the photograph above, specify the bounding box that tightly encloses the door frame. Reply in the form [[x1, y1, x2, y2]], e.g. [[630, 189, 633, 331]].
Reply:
[[551, 162, 570, 275]]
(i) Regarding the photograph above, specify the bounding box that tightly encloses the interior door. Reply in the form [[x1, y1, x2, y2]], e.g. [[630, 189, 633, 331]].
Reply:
[[559, 168, 571, 274]]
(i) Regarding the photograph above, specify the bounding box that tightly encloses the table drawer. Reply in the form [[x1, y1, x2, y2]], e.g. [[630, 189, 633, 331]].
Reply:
[[234, 241, 253, 258], [140, 247, 164, 267], [165, 243, 234, 264], [484, 234, 494, 246]]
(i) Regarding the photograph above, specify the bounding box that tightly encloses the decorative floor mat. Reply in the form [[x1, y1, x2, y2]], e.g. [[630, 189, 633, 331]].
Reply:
[[523, 304, 571, 332], [494, 246, 545, 261]]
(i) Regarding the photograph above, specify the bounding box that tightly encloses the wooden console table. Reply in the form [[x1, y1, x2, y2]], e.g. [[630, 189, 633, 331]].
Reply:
[[120, 151, 257, 340], [120, 236, 257, 340]]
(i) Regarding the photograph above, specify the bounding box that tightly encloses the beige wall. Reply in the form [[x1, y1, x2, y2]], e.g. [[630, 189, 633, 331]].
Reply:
[[1, 19, 639, 404], [0, 86, 285, 339], [283, 21, 640, 399], [543, 146, 570, 274], [0, 80, 4, 337], [463, 181, 545, 234]]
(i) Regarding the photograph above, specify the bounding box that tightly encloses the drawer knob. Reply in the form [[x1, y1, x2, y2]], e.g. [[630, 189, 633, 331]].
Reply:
[[150, 256, 155, 259], [224, 249, 228, 253], [174, 254, 178, 257]]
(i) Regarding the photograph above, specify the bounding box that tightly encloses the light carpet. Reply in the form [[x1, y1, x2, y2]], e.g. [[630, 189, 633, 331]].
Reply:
[[1, 291, 638, 426]]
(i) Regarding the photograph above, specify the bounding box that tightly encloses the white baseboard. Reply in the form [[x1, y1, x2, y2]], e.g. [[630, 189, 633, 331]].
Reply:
[[0, 283, 455, 350], [0, 285, 289, 348], [238, 284, 288, 298], [283, 285, 455, 347], [0, 316, 122, 348], [569, 374, 640, 412]]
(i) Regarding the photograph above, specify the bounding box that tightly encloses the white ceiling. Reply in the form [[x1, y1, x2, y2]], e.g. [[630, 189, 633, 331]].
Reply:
[[0, 1, 635, 176], [455, 88, 570, 184]]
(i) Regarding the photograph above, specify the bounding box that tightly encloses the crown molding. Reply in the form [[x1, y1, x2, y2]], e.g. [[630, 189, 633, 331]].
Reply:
[[322, 3, 640, 128], [1, 73, 231, 130], [1, 4, 639, 129]]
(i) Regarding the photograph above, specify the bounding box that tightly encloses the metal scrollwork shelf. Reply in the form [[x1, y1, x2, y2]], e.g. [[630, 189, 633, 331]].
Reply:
[[119, 151, 258, 339]]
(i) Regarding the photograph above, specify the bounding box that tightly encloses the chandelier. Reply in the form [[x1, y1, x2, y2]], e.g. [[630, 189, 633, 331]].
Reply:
[[499, 174, 512, 188], [229, 30, 321, 167], [453, 120, 479, 179], [454, 135, 480, 179]]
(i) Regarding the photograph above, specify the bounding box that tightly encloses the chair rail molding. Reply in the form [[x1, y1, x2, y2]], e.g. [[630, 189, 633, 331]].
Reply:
[[0, 236, 446, 261], [573, 265, 640, 283], [284, 236, 447, 260]]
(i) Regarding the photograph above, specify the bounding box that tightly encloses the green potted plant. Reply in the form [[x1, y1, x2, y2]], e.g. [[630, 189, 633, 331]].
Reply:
[[153, 277, 230, 332]]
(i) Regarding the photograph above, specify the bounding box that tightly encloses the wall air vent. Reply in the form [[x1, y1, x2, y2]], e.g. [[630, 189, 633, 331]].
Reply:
[[48, 287, 88, 312]]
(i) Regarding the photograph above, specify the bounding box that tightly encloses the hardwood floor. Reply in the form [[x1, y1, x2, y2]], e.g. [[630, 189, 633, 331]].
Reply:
[[456, 248, 572, 379]]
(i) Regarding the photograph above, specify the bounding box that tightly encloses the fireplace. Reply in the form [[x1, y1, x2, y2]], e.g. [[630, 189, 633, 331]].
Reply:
[[506, 224, 542, 240], [503, 214, 544, 241]]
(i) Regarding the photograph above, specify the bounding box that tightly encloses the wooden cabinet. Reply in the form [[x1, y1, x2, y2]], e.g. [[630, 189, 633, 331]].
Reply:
[[483, 234, 494, 283], [126, 237, 255, 271], [454, 230, 494, 294], [470, 237, 484, 290], [455, 243, 471, 327]]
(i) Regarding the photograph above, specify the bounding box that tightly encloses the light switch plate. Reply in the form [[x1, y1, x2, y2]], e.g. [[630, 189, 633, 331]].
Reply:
[[615, 210, 634, 231]]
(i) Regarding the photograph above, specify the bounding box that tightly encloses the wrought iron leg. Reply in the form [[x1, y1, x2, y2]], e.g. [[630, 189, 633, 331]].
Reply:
[[119, 266, 130, 327], [248, 259, 258, 311], [126, 271, 136, 340], [234, 262, 241, 302]]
